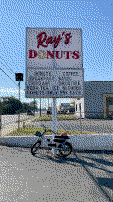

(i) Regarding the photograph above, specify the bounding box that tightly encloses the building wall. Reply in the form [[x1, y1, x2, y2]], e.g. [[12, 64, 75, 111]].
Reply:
[[57, 104, 61, 112], [84, 81, 113, 119], [57, 81, 113, 119]]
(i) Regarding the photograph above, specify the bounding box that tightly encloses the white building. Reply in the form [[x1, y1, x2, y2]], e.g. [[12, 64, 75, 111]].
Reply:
[[70, 98, 85, 118], [55, 81, 113, 119]]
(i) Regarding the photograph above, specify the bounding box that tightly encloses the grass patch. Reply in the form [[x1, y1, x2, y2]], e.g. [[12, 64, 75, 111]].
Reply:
[[33, 114, 77, 122], [15, 118, 32, 123], [33, 115, 53, 121], [6, 126, 98, 136]]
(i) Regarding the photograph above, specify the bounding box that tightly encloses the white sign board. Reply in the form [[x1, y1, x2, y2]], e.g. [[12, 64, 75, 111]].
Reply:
[[26, 28, 83, 70], [25, 69, 84, 98], [25, 28, 83, 98]]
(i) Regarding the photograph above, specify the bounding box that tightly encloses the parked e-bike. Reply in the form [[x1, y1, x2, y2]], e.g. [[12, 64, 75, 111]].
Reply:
[[31, 124, 72, 157]]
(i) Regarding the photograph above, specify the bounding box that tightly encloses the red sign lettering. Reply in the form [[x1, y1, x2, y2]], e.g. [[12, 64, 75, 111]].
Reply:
[[29, 50, 80, 59], [29, 50, 37, 58], [36, 31, 72, 48]]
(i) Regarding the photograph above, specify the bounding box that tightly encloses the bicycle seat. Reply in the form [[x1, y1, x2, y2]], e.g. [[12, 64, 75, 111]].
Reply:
[[54, 135, 69, 139]]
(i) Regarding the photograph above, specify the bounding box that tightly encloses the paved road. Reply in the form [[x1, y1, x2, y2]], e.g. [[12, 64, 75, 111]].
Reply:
[[1, 112, 113, 135], [1, 112, 44, 128], [0, 146, 112, 202], [1, 112, 44, 136], [1, 113, 28, 128]]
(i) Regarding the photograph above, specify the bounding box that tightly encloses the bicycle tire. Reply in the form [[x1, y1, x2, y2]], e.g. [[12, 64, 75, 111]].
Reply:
[[58, 142, 72, 157], [31, 140, 41, 155]]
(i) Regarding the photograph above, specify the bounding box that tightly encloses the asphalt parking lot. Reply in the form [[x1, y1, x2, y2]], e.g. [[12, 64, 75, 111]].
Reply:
[[31, 118, 113, 134], [0, 146, 112, 202], [1, 112, 113, 134]]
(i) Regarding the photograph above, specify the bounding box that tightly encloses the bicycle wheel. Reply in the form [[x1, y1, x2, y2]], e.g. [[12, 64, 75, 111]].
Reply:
[[31, 140, 41, 155], [58, 142, 72, 157]]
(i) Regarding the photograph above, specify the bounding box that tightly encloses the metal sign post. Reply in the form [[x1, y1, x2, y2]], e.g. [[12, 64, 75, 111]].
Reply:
[[79, 103, 82, 134], [52, 28, 57, 155], [40, 98, 41, 117], [52, 98, 57, 154]]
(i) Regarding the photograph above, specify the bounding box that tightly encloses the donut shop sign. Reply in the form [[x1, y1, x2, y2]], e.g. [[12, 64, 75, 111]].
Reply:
[[26, 28, 83, 69]]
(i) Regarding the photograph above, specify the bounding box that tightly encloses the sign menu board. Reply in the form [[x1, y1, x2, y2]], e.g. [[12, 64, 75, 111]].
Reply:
[[26, 69, 84, 98]]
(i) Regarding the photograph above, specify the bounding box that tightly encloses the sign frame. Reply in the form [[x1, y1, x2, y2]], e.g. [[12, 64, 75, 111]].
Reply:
[[25, 27, 84, 98]]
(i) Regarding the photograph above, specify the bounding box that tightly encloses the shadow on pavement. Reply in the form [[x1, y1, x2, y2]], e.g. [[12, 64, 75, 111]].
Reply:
[[96, 178, 113, 189], [81, 156, 113, 166], [31, 150, 113, 174], [75, 150, 113, 154]]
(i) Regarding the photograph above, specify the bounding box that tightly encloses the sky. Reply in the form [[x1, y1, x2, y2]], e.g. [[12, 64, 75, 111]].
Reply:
[[0, 0, 113, 109]]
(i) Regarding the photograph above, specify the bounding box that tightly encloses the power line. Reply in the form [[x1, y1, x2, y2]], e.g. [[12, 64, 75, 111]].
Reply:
[[0, 60, 15, 74], [0, 67, 18, 87]]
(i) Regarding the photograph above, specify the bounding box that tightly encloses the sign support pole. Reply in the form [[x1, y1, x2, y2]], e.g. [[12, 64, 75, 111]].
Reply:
[[79, 103, 82, 134], [52, 28, 57, 155], [52, 97, 57, 155], [40, 97, 41, 117]]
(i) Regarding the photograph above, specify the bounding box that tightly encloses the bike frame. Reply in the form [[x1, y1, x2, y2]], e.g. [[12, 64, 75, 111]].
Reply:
[[34, 129, 70, 152]]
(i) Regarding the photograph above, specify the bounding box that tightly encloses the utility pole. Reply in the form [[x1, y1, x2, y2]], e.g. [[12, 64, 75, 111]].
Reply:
[[34, 97, 35, 117], [40, 97, 41, 117]]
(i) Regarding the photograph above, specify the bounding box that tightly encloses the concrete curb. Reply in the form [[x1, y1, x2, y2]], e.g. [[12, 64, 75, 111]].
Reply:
[[0, 134, 113, 150]]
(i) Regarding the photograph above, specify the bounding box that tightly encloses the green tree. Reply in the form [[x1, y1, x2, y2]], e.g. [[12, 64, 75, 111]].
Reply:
[[1, 96, 23, 115]]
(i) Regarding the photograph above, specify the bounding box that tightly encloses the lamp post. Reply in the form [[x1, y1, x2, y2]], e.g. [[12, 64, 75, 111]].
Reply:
[[0, 100, 2, 136], [15, 73, 23, 133], [18, 81, 20, 132]]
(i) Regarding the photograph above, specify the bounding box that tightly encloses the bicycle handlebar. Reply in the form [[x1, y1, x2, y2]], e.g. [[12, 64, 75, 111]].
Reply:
[[40, 123, 57, 135]]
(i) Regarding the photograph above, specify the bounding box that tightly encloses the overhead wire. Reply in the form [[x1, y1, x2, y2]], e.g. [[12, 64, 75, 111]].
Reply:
[[0, 60, 15, 74], [0, 67, 19, 87], [0, 67, 26, 96]]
